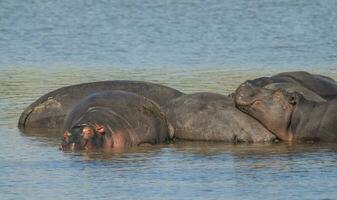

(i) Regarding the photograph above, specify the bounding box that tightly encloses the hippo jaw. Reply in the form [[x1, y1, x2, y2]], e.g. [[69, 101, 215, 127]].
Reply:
[[235, 82, 297, 141], [59, 140, 88, 151]]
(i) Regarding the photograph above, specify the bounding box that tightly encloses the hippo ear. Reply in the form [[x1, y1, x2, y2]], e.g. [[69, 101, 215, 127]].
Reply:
[[288, 92, 298, 105], [94, 124, 106, 135]]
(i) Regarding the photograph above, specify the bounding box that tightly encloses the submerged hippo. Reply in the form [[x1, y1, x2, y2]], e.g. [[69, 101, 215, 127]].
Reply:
[[61, 91, 173, 151], [235, 82, 337, 142], [19, 80, 183, 131], [248, 71, 337, 100], [164, 92, 276, 143]]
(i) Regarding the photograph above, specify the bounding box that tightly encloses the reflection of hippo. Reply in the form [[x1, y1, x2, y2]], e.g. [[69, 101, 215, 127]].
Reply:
[[164, 92, 276, 143], [248, 71, 337, 100], [18, 81, 183, 130], [61, 91, 172, 151], [235, 83, 337, 142]]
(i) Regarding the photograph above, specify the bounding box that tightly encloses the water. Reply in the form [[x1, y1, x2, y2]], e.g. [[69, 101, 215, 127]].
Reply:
[[1, 0, 337, 69], [0, 0, 337, 199]]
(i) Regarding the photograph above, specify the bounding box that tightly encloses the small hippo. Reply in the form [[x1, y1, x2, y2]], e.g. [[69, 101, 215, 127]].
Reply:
[[248, 71, 337, 100], [60, 91, 173, 151], [235, 82, 337, 142], [19, 80, 183, 131], [164, 92, 276, 143]]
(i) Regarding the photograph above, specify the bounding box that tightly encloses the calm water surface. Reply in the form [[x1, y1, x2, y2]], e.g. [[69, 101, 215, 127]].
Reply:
[[1, 0, 337, 199]]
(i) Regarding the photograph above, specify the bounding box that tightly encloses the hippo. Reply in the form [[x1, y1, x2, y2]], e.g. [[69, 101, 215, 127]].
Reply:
[[60, 91, 173, 151], [248, 71, 337, 100], [235, 82, 337, 142], [18, 80, 183, 131], [163, 92, 276, 143]]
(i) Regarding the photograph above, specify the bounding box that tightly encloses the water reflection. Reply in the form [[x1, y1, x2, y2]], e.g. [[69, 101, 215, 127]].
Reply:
[[4, 126, 337, 200], [20, 127, 62, 139], [172, 140, 337, 156], [20, 127, 337, 162]]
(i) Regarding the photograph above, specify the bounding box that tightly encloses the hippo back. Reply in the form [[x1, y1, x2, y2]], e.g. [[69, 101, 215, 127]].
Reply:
[[264, 82, 326, 102], [248, 71, 337, 100], [19, 80, 183, 130], [275, 71, 337, 98], [164, 92, 275, 143]]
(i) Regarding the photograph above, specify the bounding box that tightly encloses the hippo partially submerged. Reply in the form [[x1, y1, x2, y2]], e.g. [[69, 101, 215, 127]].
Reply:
[[235, 82, 337, 142], [61, 91, 172, 151], [19, 80, 183, 131], [248, 71, 337, 100], [164, 92, 276, 143]]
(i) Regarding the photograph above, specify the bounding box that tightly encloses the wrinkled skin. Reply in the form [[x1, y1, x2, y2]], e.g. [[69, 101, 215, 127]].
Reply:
[[163, 92, 276, 143], [264, 82, 326, 102], [60, 91, 172, 151], [235, 82, 337, 142], [18, 80, 183, 131], [248, 71, 337, 100]]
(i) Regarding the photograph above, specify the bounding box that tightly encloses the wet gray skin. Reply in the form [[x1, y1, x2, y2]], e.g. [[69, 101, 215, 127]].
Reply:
[[163, 92, 276, 143], [18, 80, 183, 132], [247, 71, 337, 100], [60, 91, 172, 151], [264, 82, 326, 103], [235, 82, 337, 142]]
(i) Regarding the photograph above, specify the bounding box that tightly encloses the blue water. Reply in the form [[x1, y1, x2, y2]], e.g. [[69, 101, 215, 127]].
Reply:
[[1, 0, 337, 69], [0, 0, 337, 199]]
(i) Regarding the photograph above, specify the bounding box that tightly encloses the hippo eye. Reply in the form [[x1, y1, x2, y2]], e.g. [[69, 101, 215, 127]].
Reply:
[[63, 131, 72, 138], [252, 100, 262, 106]]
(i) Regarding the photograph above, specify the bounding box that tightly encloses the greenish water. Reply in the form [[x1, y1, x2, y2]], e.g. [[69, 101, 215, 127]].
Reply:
[[1, 0, 337, 199], [1, 67, 337, 200]]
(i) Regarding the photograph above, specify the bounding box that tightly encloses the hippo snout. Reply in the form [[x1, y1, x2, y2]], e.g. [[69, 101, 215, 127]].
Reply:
[[235, 82, 256, 106], [60, 142, 78, 151]]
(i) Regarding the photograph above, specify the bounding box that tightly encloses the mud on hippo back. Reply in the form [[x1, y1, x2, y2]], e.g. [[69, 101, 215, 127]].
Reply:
[[18, 80, 183, 131], [235, 82, 337, 142], [164, 92, 276, 143], [248, 71, 337, 100], [60, 91, 173, 151]]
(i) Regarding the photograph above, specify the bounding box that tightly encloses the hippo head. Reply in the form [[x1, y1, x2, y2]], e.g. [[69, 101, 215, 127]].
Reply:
[[60, 123, 106, 151], [234, 82, 299, 141]]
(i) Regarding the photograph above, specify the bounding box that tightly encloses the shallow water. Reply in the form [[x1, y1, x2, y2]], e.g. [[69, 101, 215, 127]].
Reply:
[[1, 0, 337, 199]]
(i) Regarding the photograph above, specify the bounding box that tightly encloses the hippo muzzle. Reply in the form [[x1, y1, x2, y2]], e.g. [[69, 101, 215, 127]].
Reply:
[[60, 124, 107, 151], [235, 82, 259, 108], [235, 82, 272, 105], [60, 125, 90, 151]]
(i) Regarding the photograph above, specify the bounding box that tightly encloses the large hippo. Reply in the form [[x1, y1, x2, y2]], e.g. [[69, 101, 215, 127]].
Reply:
[[60, 91, 172, 151], [235, 82, 337, 142], [248, 71, 337, 100], [18, 80, 183, 131], [163, 92, 276, 143]]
